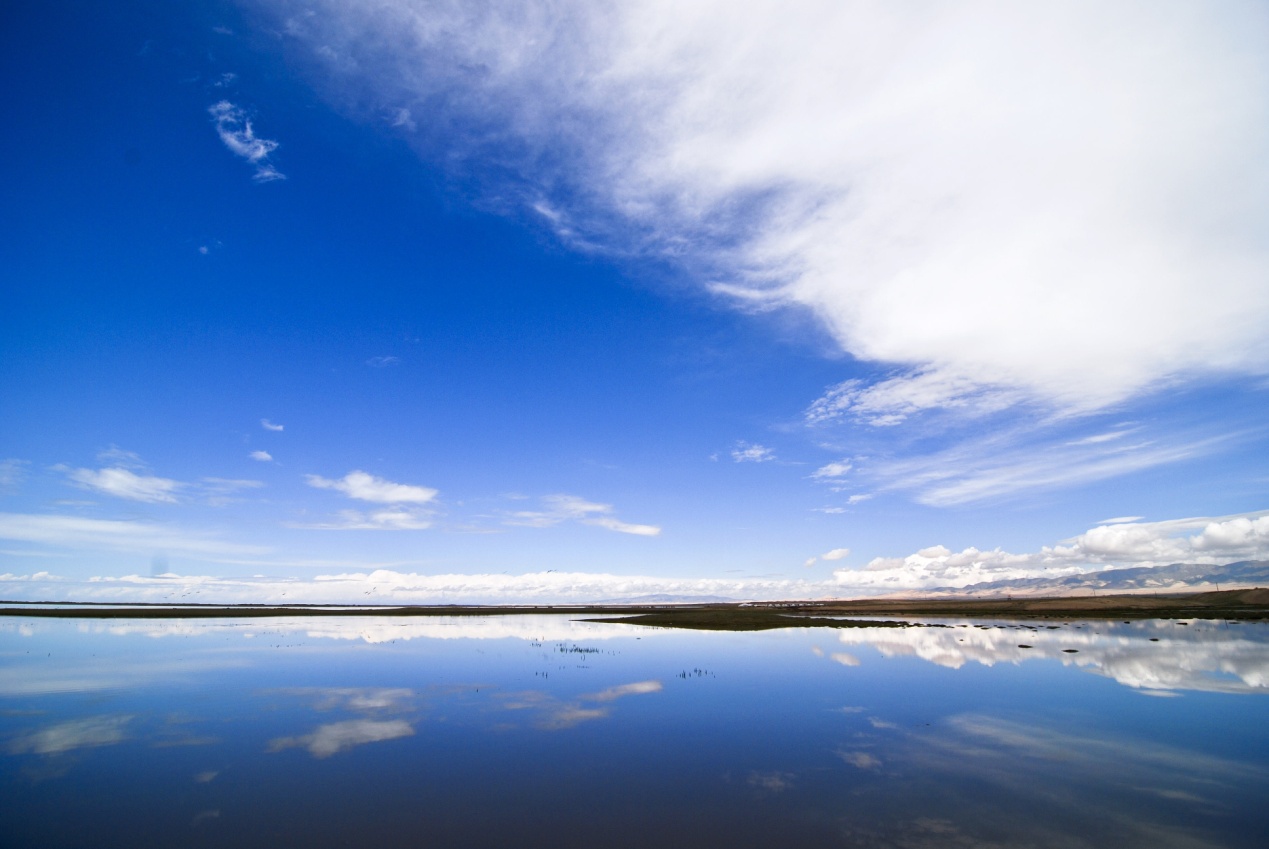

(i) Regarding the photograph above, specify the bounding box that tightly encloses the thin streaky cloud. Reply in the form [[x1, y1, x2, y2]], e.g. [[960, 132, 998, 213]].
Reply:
[[209, 101, 285, 182], [260, 419, 284, 432], [0, 459, 28, 493], [0, 513, 270, 558], [505, 494, 661, 537]]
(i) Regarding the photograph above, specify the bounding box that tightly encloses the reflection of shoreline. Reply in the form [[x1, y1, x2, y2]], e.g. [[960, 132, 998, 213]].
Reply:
[[0, 614, 678, 644], [831, 620, 1269, 694]]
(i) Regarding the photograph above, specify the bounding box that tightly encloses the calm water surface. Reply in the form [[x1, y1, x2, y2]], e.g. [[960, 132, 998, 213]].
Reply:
[[2, 614, 1267, 848]]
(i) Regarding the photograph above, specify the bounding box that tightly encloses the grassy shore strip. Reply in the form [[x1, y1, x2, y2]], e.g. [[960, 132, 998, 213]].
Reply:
[[581, 611, 912, 631], [0, 588, 1265, 626]]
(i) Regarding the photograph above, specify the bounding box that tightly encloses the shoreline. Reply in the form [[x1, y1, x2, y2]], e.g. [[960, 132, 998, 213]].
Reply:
[[1, 587, 1266, 629]]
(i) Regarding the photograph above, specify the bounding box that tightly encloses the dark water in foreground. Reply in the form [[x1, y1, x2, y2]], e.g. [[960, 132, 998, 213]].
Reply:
[[1, 614, 1267, 848]]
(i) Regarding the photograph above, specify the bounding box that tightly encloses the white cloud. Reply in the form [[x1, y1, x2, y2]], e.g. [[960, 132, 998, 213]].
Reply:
[[731, 442, 774, 463], [250, 450, 273, 462], [294, 507, 433, 531], [389, 107, 416, 130], [506, 494, 660, 536], [811, 460, 851, 479], [3, 509, 1262, 602], [833, 509, 1269, 592], [0, 459, 27, 493], [305, 470, 438, 504], [209, 101, 285, 182], [864, 426, 1227, 506], [0, 567, 824, 605], [263, 0, 1269, 421], [1098, 516, 1145, 525], [201, 477, 265, 507], [260, 419, 284, 432], [60, 465, 183, 503], [365, 355, 400, 367], [0, 513, 270, 558], [821, 548, 850, 561]]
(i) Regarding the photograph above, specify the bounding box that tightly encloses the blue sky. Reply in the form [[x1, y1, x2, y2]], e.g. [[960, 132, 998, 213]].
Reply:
[[2, 0, 1268, 603]]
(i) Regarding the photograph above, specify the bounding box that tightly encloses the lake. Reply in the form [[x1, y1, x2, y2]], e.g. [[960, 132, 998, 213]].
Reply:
[[2, 614, 1267, 847]]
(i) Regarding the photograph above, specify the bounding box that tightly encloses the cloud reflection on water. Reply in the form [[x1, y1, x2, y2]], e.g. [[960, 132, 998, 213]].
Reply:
[[8, 715, 132, 755], [267, 719, 416, 759], [831, 620, 1269, 694], [832, 711, 1264, 848]]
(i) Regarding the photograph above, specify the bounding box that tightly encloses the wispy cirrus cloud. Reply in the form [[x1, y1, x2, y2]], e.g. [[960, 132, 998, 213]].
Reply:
[[209, 101, 285, 182], [264, 0, 1269, 424], [0, 459, 28, 493], [293, 508, 434, 531], [260, 419, 284, 432], [505, 494, 660, 536], [0, 513, 270, 559], [867, 427, 1229, 507]]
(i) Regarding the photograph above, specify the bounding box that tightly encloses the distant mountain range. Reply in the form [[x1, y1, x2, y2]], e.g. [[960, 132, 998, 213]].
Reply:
[[905, 560, 1269, 599]]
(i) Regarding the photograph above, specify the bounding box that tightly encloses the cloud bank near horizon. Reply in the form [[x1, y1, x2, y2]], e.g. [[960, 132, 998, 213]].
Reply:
[[262, 0, 1269, 422], [3, 509, 1265, 603]]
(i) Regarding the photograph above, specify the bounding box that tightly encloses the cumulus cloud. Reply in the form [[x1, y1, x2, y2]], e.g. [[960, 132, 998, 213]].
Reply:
[[821, 548, 850, 561], [0, 566, 823, 605], [260, 419, 284, 432], [209, 101, 285, 182], [834, 510, 1269, 592], [3, 509, 1264, 602], [263, 0, 1269, 422], [305, 470, 438, 504], [731, 442, 775, 463], [506, 494, 660, 536], [250, 450, 273, 462]]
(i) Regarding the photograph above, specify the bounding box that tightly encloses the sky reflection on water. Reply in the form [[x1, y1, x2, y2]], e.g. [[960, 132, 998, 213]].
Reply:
[[1, 615, 1267, 848]]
